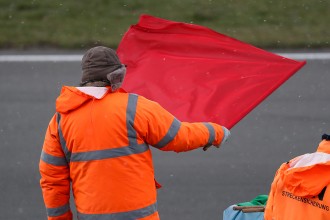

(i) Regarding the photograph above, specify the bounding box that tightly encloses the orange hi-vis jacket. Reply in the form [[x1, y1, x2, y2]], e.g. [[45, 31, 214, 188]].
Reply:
[[39, 86, 226, 220], [264, 140, 330, 220]]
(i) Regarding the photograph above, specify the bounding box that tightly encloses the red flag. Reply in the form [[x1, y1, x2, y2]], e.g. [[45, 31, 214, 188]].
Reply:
[[117, 15, 306, 129]]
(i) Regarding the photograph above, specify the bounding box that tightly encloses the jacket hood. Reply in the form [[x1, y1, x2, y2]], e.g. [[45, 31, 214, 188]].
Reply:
[[282, 140, 330, 197], [55, 86, 110, 113]]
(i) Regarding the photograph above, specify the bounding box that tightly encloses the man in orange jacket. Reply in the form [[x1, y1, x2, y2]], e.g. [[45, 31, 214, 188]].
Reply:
[[264, 134, 330, 220], [39, 46, 230, 220]]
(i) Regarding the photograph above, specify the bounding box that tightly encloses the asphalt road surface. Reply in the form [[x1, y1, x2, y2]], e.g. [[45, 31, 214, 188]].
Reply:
[[0, 50, 329, 220]]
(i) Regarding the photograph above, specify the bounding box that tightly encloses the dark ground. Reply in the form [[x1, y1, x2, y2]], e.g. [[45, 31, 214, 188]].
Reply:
[[0, 51, 329, 220]]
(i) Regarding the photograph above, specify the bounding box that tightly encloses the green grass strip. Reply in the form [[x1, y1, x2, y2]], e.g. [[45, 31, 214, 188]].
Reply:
[[0, 0, 329, 49]]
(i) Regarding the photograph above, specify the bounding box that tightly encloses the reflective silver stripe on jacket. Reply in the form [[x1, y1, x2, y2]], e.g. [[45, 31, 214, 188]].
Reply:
[[40, 150, 68, 166], [47, 203, 70, 217], [203, 123, 215, 145], [154, 118, 181, 148], [56, 112, 71, 163], [77, 202, 157, 220], [71, 143, 149, 162], [126, 94, 138, 146]]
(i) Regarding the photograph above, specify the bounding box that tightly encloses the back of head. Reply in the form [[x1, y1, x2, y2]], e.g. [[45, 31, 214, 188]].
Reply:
[[316, 133, 330, 153], [80, 46, 126, 89]]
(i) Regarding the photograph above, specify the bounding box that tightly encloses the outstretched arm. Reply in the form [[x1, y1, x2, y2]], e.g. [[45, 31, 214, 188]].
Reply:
[[135, 96, 230, 152]]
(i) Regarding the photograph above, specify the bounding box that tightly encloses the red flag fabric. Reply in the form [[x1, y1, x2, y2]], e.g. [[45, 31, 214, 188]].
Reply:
[[117, 15, 306, 129]]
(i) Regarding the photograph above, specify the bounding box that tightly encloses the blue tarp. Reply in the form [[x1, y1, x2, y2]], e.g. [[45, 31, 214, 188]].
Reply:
[[223, 205, 264, 220]]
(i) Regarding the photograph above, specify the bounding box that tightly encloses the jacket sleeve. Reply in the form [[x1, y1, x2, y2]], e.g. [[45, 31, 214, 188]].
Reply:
[[264, 163, 287, 220], [264, 172, 276, 220], [39, 114, 73, 220], [134, 95, 225, 152]]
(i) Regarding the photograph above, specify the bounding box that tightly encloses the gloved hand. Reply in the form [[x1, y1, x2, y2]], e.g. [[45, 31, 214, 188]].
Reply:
[[203, 126, 231, 151]]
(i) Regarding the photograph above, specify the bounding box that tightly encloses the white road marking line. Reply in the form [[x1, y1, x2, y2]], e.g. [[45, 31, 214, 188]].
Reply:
[[0, 55, 82, 62], [0, 53, 329, 62], [278, 53, 330, 60]]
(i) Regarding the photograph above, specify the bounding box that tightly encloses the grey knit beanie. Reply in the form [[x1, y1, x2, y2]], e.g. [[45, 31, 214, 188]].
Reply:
[[81, 46, 122, 85]]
